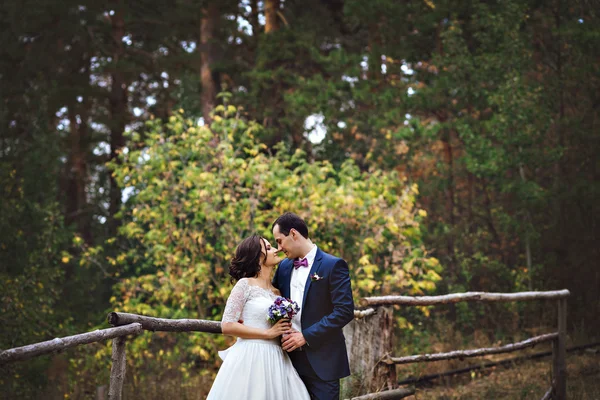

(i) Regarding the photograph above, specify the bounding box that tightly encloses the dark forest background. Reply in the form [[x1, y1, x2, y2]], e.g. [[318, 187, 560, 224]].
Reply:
[[1, 0, 598, 398]]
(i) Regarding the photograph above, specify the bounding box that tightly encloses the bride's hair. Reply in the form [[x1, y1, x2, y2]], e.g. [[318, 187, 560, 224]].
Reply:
[[229, 234, 267, 282]]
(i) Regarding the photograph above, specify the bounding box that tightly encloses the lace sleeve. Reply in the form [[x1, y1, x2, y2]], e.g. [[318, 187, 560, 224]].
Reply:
[[222, 278, 250, 323]]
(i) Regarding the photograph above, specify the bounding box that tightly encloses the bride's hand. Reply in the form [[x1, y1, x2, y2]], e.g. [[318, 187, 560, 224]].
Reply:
[[266, 319, 292, 339]]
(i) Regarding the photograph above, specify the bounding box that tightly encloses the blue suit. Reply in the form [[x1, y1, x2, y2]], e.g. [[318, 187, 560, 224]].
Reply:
[[273, 248, 354, 399]]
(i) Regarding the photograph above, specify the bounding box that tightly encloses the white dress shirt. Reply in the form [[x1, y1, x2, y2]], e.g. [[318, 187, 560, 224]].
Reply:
[[290, 244, 317, 333]]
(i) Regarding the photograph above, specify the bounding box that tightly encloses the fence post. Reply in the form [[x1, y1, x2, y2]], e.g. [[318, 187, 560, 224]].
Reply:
[[108, 336, 127, 400], [552, 297, 567, 400], [343, 306, 396, 396]]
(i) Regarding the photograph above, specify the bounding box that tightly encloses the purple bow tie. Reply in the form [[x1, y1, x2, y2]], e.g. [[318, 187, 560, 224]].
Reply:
[[293, 258, 309, 269]]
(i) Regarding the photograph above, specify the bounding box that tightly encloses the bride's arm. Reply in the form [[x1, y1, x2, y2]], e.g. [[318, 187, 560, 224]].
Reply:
[[220, 278, 290, 339], [222, 319, 290, 339]]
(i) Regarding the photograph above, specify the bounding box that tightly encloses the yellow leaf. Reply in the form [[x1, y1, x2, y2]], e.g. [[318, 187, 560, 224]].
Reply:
[[199, 348, 210, 360], [423, 0, 435, 9]]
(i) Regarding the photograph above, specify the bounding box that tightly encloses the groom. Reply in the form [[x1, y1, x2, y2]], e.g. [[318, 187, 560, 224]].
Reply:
[[272, 212, 354, 400]]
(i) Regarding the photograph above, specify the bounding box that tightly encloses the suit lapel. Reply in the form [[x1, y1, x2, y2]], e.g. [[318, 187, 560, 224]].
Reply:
[[302, 248, 323, 308]]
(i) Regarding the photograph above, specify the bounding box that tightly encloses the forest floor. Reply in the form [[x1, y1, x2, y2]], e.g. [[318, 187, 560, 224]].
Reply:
[[401, 350, 600, 399]]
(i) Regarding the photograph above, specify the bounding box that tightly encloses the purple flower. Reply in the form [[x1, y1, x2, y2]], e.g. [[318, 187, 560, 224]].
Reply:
[[267, 297, 300, 324]]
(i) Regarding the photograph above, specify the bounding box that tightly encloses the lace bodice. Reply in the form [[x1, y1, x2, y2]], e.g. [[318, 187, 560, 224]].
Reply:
[[222, 278, 279, 330]]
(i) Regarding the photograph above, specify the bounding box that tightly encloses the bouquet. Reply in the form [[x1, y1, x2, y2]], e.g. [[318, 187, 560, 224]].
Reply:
[[267, 296, 300, 324]]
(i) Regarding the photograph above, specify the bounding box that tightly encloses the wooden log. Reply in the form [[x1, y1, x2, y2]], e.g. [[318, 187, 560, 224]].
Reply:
[[541, 387, 553, 400], [343, 306, 396, 396], [553, 297, 567, 400], [349, 387, 415, 400], [108, 336, 127, 400], [354, 308, 376, 319], [107, 312, 221, 333], [397, 341, 600, 386], [386, 332, 558, 365], [360, 289, 570, 307], [0, 323, 142, 364]]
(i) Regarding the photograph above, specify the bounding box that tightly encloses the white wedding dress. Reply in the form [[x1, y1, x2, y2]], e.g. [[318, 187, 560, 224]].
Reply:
[[206, 278, 310, 400]]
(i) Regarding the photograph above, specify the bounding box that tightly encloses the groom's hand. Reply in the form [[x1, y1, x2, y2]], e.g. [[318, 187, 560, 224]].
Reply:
[[281, 331, 306, 352]]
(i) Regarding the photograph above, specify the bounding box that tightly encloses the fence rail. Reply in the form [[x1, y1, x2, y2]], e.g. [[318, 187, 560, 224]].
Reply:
[[0, 324, 143, 364], [350, 290, 569, 400], [360, 289, 570, 306], [107, 312, 222, 333], [349, 387, 415, 400], [0, 290, 570, 400], [396, 341, 600, 386], [384, 333, 558, 365]]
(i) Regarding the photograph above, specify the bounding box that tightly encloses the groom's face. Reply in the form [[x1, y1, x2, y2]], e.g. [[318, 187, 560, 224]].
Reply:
[[273, 224, 299, 259]]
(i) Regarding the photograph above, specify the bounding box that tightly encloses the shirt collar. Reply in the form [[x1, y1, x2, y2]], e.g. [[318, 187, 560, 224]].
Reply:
[[302, 244, 318, 266]]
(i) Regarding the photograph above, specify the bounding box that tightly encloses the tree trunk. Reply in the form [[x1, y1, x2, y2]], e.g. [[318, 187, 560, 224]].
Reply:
[[343, 307, 396, 396], [482, 178, 503, 253], [467, 172, 474, 234], [517, 146, 534, 290], [368, 22, 382, 81], [552, 4, 568, 290], [109, 0, 127, 236], [200, 3, 218, 125], [441, 130, 455, 265], [264, 0, 280, 33], [249, 0, 260, 38], [65, 102, 92, 245]]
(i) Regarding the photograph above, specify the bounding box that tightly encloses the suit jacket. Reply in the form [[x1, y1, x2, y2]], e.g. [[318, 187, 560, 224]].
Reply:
[[273, 247, 354, 381]]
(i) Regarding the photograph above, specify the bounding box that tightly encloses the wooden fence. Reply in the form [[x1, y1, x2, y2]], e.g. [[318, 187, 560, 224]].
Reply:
[[346, 289, 569, 400], [0, 290, 569, 400]]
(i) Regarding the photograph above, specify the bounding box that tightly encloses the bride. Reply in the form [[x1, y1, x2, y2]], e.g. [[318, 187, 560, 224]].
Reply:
[[206, 235, 311, 400]]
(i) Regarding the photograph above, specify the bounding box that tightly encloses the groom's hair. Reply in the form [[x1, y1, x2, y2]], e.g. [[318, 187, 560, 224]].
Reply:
[[272, 212, 309, 239]]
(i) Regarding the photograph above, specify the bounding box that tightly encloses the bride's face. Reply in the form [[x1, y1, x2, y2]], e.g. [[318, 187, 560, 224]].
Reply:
[[261, 239, 282, 267]]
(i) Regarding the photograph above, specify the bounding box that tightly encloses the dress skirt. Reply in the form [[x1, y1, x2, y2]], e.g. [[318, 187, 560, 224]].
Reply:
[[206, 338, 310, 400]]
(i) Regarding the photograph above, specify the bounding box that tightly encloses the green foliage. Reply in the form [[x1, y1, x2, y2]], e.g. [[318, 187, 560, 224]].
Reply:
[[0, 106, 71, 395], [396, 0, 556, 294], [2, 0, 599, 395], [75, 104, 439, 387]]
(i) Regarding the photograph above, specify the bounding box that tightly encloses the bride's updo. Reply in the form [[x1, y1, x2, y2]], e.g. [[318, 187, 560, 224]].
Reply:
[[229, 235, 268, 282]]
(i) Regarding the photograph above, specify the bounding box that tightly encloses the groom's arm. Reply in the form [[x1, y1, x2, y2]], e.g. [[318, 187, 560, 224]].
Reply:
[[302, 259, 354, 349]]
